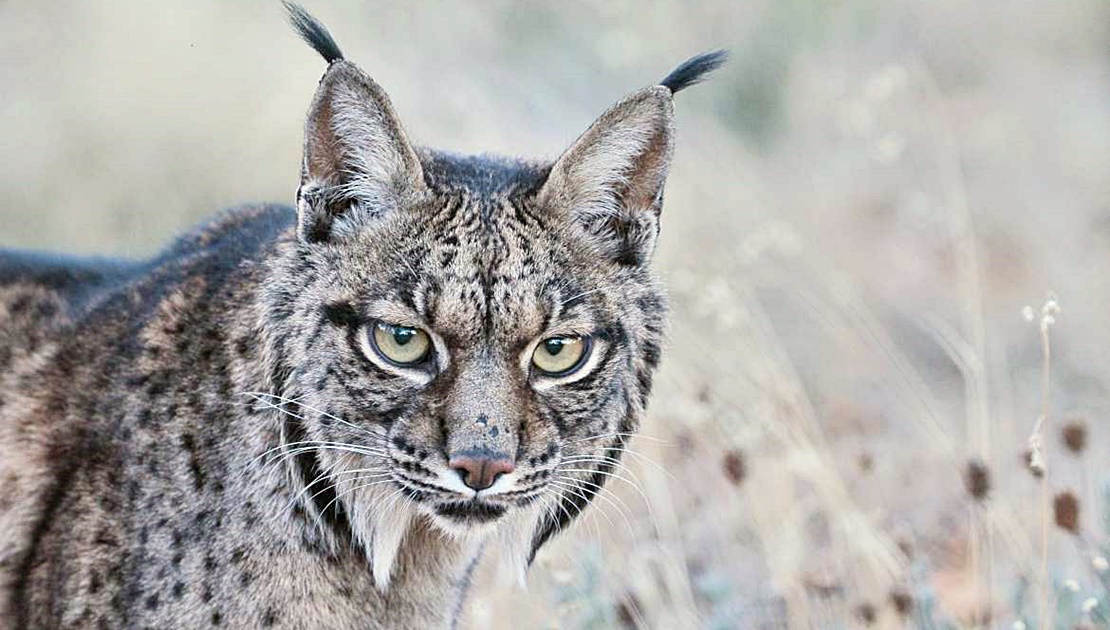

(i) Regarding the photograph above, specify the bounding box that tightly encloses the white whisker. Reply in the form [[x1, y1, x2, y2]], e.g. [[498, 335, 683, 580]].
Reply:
[[243, 391, 387, 441], [546, 479, 620, 532], [566, 431, 668, 445], [554, 474, 638, 533], [554, 465, 659, 533]]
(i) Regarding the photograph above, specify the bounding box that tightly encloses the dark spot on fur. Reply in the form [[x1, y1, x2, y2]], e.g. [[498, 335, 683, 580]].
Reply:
[[145, 377, 168, 397], [9, 294, 31, 314], [181, 432, 206, 490], [322, 301, 359, 328], [641, 340, 661, 368], [94, 528, 117, 547]]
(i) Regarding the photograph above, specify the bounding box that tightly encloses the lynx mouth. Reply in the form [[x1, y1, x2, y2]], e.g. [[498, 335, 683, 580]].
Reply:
[[433, 499, 507, 524]]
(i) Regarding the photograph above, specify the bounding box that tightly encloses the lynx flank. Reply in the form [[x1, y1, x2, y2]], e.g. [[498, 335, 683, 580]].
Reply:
[[0, 5, 724, 628]]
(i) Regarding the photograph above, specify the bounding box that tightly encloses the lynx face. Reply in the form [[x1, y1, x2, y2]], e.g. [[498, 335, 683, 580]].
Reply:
[[260, 4, 723, 588], [268, 157, 665, 573]]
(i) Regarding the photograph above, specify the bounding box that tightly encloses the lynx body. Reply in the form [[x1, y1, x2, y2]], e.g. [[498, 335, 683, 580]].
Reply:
[[0, 5, 723, 628]]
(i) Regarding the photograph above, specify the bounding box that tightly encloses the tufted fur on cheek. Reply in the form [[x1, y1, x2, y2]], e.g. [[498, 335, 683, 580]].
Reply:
[[296, 60, 428, 243], [538, 87, 675, 266]]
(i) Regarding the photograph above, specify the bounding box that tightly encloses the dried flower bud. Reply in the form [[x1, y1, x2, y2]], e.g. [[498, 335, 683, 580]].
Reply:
[[964, 459, 991, 501], [1061, 419, 1088, 455], [722, 449, 746, 487], [889, 589, 913, 617], [696, 386, 712, 404], [1053, 490, 1080, 535], [854, 603, 877, 625], [858, 452, 874, 474]]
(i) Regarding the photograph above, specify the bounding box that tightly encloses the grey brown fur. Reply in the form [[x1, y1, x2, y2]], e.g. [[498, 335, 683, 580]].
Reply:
[[0, 5, 723, 628]]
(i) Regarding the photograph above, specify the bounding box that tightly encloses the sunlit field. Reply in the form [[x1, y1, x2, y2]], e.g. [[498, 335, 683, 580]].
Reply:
[[2, 1, 1108, 627]]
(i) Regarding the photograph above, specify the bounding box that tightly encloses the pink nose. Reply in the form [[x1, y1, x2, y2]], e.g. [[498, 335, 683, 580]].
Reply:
[[448, 451, 515, 491]]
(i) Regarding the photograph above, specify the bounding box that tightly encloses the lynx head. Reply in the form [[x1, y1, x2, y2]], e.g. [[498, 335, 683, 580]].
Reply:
[[261, 3, 725, 588]]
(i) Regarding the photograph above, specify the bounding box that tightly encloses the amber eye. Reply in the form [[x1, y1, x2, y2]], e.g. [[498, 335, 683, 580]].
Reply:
[[531, 336, 590, 376], [369, 322, 432, 366]]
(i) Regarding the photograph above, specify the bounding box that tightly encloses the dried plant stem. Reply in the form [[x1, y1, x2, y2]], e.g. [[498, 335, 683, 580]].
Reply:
[[970, 508, 982, 621], [913, 56, 994, 617], [1036, 306, 1054, 630]]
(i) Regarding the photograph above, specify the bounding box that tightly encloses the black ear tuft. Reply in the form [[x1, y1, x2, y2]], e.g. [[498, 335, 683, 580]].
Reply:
[[659, 50, 729, 94], [283, 2, 344, 64]]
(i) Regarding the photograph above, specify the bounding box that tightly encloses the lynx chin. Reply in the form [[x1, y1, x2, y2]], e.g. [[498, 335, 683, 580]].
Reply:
[[0, 3, 725, 628]]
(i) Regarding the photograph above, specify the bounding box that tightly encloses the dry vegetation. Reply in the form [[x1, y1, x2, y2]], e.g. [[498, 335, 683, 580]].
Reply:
[[2, 1, 1109, 627]]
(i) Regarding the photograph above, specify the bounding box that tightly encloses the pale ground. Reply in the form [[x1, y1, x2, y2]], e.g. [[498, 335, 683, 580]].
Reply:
[[2, 1, 1109, 628]]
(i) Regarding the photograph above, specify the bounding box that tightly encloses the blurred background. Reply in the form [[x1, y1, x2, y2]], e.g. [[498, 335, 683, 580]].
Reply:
[[2, 1, 1109, 627]]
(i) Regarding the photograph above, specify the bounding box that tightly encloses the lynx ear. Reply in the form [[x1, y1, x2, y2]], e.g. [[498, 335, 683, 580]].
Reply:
[[538, 51, 727, 264], [538, 87, 674, 265], [296, 61, 427, 243]]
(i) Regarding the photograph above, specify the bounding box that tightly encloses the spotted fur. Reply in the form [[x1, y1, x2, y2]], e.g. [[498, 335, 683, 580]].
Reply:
[[0, 5, 722, 628]]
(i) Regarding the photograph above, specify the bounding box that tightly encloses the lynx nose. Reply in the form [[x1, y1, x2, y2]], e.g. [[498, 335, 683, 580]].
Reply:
[[448, 450, 515, 491]]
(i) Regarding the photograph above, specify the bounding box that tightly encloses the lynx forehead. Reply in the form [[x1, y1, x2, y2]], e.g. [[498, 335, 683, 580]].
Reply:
[[0, 3, 724, 627]]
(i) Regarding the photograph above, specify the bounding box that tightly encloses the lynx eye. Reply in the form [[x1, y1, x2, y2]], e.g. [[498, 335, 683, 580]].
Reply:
[[531, 336, 590, 376], [369, 322, 431, 366]]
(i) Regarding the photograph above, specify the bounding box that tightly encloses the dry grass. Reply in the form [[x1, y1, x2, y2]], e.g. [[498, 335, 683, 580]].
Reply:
[[2, 0, 1110, 627]]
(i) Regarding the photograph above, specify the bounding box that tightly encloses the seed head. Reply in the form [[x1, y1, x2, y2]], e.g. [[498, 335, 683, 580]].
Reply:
[[854, 603, 877, 625], [964, 459, 991, 502], [696, 386, 712, 404], [858, 452, 874, 474], [1061, 419, 1088, 455], [722, 449, 746, 487], [889, 589, 913, 617], [1053, 490, 1080, 535]]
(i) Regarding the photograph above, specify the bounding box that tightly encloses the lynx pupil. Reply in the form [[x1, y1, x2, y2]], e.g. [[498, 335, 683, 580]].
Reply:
[[393, 327, 415, 345]]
